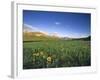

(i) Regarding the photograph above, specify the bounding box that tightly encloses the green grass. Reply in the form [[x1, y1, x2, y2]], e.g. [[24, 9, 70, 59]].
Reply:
[[23, 40, 91, 69]]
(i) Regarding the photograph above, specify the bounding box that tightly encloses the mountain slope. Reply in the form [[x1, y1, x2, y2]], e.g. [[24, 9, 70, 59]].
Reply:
[[23, 31, 60, 41]]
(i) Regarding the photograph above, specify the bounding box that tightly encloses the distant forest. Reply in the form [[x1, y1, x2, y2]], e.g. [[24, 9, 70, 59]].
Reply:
[[73, 36, 91, 41]]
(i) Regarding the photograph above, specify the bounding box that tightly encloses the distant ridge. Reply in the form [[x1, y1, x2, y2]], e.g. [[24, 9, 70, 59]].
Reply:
[[23, 24, 90, 41]]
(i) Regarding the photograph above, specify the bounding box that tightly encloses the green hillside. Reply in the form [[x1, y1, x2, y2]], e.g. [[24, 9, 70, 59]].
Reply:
[[23, 32, 61, 41]]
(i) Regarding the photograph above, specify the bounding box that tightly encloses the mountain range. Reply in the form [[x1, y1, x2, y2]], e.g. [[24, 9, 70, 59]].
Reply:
[[23, 24, 90, 41]]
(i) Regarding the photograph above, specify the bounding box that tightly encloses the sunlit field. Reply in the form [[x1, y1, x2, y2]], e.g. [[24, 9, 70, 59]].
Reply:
[[23, 10, 91, 69], [23, 40, 91, 69]]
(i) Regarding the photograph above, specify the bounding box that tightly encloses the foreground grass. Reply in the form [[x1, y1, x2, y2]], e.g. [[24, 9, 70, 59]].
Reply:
[[23, 40, 91, 69]]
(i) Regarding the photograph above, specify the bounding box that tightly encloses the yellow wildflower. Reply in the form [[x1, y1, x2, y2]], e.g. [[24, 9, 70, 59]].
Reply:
[[35, 53, 39, 56], [40, 51, 44, 55], [33, 53, 36, 56], [47, 57, 52, 62]]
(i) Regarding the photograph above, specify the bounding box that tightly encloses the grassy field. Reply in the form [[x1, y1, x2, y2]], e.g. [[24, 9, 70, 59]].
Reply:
[[23, 40, 91, 69]]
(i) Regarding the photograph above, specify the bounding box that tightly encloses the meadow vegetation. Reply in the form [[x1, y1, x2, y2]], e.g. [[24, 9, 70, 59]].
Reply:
[[23, 39, 90, 69]]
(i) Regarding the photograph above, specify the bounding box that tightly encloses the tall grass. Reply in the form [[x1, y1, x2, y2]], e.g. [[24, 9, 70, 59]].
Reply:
[[23, 40, 90, 69]]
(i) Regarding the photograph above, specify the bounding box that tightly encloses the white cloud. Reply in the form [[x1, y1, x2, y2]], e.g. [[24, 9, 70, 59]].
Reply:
[[23, 24, 48, 35], [55, 22, 60, 25], [23, 24, 39, 32], [64, 33, 89, 38], [54, 32, 89, 38], [50, 32, 59, 36]]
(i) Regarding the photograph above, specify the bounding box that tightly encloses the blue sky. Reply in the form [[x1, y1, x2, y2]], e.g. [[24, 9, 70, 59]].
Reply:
[[23, 10, 91, 38]]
